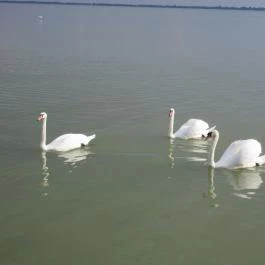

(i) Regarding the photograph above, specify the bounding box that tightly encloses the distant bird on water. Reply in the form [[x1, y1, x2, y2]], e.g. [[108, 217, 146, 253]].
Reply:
[[37, 112, 96, 152]]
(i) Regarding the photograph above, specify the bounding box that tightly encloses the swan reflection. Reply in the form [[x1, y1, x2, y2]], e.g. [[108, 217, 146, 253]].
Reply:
[[203, 168, 219, 208], [168, 138, 208, 168], [226, 169, 263, 199], [57, 148, 94, 166], [41, 152, 50, 196], [168, 138, 175, 168], [40, 148, 94, 193], [178, 139, 208, 155]]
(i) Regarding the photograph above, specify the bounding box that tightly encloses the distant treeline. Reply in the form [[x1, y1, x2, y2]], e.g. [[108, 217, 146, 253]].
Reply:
[[1, 0, 265, 11]]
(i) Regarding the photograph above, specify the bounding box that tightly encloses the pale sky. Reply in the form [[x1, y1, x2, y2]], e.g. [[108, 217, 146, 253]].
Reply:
[[55, 0, 265, 8], [10, 0, 265, 8]]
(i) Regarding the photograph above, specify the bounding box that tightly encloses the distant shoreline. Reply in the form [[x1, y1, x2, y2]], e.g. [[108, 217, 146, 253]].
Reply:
[[1, 0, 265, 12]]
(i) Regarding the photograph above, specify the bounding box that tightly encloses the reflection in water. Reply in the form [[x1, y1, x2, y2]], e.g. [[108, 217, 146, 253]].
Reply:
[[179, 139, 208, 162], [226, 169, 263, 199], [41, 152, 50, 196], [57, 148, 94, 166], [203, 168, 264, 203], [168, 138, 175, 168], [178, 139, 208, 154], [203, 168, 219, 208], [168, 138, 208, 168], [37, 15, 44, 23], [40, 148, 94, 195]]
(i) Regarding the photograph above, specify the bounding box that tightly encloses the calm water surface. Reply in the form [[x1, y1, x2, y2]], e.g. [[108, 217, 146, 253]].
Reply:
[[1, 4, 265, 265]]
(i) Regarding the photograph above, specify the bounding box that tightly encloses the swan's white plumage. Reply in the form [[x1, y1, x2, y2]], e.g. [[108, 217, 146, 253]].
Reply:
[[168, 108, 212, 139], [46, 133, 96, 152], [174, 119, 209, 139], [37, 112, 96, 152], [216, 139, 261, 168], [206, 129, 265, 169]]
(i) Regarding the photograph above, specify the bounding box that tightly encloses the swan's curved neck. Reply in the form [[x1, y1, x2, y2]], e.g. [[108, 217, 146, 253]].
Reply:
[[208, 131, 219, 168], [168, 113, 174, 138], [40, 118, 47, 151]]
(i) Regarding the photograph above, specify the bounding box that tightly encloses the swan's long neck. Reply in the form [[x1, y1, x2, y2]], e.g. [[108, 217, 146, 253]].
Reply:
[[208, 131, 219, 168], [40, 118, 47, 151], [168, 113, 174, 138]]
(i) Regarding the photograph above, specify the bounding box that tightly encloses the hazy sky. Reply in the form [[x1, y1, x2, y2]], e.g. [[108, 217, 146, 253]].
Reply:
[[88, 0, 265, 6], [35, 0, 265, 8], [9, 0, 265, 8]]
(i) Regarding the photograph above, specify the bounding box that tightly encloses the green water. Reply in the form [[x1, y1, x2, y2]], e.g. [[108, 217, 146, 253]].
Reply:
[[1, 4, 265, 265]]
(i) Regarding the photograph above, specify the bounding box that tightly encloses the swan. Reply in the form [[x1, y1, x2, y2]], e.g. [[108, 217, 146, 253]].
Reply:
[[37, 112, 96, 152], [168, 108, 213, 139], [205, 129, 265, 169]]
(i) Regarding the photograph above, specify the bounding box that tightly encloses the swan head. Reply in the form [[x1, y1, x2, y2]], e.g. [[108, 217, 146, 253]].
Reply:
[[204, 129, 219, 141], [37, 112, 47, 122], [169, 108, 175, 118]]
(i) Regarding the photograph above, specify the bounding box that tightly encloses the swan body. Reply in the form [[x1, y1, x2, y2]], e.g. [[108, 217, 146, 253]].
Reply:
[[205, 129, 265, 169], [168, 108, 212, 139], [37, 112, 96, 152]]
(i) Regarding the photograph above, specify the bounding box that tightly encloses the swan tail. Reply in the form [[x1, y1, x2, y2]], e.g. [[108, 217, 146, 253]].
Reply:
[[87, 133, 96, 144], [256, 155, 265, 166]]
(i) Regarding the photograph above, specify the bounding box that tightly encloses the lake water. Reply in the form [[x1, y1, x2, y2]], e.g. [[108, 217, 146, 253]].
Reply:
[[1, 4, 265, 265]]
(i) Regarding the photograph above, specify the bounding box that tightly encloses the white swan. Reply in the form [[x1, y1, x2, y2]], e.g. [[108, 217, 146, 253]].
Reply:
[[205, 129, 265, 169], [37, 112, 96, 152], [168, 108, 213, 139]]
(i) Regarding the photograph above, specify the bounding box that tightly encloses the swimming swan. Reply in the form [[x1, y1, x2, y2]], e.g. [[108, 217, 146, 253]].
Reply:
[[37, 112, 96, 152], [205, 129, 265, 169], [168, 108, 213, 139]]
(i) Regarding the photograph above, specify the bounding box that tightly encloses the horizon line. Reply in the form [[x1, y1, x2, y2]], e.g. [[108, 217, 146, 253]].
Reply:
[[1, 0, 265, 11]]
